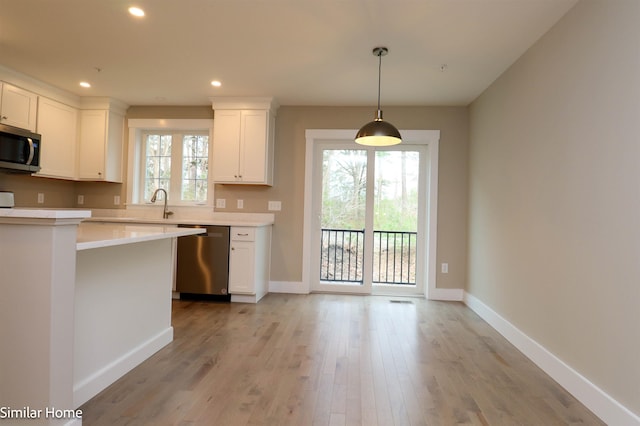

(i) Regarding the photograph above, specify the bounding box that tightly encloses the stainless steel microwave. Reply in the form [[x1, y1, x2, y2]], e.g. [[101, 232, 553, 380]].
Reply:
[[0, 123, 41, 173]]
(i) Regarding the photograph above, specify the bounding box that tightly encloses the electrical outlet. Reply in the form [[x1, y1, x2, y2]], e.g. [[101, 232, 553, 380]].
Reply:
[[237, 199, 244, 209], [77, 195, 84, 205], [114, 195, 121, 205], [37, 193, 44, 204], [216, 198, 226, 209], [441, 263, 449, 274], [268, 201, 282, 211]]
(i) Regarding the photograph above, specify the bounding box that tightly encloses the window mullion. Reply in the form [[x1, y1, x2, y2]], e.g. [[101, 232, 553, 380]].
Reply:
[[139, 132, 149, 203], [169, 133, 182, 203]]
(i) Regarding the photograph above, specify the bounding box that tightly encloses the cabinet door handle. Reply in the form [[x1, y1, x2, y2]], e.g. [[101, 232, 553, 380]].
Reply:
[[237, 233, 249, 236], [1, 116, 7, 120]]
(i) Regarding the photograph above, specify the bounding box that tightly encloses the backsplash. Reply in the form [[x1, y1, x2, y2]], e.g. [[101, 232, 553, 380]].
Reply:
[[90, 207, 274, 224], [0, 171, 125, 209], [0, 172, 76, 208]]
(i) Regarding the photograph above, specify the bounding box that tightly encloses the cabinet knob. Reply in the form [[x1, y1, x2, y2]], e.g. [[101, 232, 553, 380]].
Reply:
[[1, 116, 7, 120]]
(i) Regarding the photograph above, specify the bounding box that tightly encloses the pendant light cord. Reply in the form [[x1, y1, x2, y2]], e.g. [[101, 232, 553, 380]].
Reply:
[[376, 50, 382, 112]]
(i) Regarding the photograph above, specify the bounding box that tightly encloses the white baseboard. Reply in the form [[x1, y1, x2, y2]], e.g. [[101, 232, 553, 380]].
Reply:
[[464, 292, 639, 426], [269, 281, 309, 294], [230, 293, 266, 303], [428, 287, 464, 301], [268, 282, 466, 301], [73, 327, 173, 408]]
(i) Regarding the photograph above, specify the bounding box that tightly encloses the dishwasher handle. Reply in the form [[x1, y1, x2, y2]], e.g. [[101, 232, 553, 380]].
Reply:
[[178, 225, 230, 239], [203, 232, 225, 238]]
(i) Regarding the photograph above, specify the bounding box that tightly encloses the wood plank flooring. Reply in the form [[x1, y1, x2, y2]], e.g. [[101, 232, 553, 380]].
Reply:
[[80, 294, 604, 425]]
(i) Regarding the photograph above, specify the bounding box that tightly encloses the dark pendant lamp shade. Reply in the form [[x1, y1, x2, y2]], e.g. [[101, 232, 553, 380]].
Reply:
[[355, 109, 402, 146], [355, 47, 401, 146]]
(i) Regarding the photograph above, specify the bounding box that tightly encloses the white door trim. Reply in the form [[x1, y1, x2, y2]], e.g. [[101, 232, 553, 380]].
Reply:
[[302, 129, 440, 298]]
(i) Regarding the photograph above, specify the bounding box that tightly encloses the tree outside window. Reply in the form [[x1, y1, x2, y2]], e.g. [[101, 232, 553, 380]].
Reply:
[[142, 131, 210, 205]]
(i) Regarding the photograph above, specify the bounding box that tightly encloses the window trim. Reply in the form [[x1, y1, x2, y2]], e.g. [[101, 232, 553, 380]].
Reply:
[[126, 119, 214, 207]]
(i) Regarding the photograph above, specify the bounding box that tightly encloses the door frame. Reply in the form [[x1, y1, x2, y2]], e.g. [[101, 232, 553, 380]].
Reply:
[[302, 129, 440, 299]]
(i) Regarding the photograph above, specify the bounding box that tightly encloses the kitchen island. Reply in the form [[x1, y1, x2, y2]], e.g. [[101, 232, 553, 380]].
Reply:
[[74, 222, 204, 408], [0, 210, 203, 425]]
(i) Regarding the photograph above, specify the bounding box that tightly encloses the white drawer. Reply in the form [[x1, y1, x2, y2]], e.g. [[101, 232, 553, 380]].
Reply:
[[231, 227, 255, 241]]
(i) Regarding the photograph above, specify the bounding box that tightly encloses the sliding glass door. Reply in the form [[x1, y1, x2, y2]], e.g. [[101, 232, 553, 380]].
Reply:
[[311, 141, 426, 295]]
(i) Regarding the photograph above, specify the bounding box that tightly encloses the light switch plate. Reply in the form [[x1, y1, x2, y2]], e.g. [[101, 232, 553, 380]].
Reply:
[[237, 199, 244, 209], [78, 195, 84, 205], [114, 195, 120, 205], [216, 198, 226, 208], [268, 201, 282, 211], [37, 193, 44, 204]]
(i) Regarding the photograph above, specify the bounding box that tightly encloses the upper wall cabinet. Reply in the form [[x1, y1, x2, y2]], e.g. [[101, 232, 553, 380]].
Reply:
[[35, 97, 78, 179], [78, 99, 127, 182], [0, 82, 38, 132], [211, 97, 277, 186]]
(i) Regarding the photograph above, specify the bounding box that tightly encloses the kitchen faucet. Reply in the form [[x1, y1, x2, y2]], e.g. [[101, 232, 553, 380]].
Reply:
[[150, 188, 173, 219]]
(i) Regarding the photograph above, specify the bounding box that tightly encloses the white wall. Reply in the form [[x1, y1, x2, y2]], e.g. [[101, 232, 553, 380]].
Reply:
[[468, 0, 640, 420]]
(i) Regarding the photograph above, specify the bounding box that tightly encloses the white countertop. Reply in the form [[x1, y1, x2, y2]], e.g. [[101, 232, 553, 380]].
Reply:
[[85, 215, 274, 227], [76, 222, 205, 251], [0, 208, 91, 221]]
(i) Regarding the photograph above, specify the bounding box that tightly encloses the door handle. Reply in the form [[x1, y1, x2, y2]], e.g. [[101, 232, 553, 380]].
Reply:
[[26, 138, 35, 165]]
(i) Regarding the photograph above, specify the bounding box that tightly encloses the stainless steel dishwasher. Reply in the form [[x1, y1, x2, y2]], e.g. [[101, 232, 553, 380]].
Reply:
[[176, 225, 230, 298]]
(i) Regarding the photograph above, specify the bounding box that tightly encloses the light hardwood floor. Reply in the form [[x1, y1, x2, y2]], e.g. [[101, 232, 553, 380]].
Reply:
[[81, 294, 604, 425]]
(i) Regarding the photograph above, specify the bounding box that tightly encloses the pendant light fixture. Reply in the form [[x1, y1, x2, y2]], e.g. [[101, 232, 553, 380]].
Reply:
[[355, 47, 402, 146]]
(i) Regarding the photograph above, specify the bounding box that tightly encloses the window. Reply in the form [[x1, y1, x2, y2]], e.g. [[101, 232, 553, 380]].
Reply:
[[181, 134, 209, 202], [127, 119, 214, 207], [141, 131, 210, 204], [144, 133, 172, 200]]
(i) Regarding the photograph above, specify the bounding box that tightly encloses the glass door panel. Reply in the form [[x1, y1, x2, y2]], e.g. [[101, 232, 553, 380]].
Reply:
[[373, 150, 420, 291], [317, 148, 369, 292]]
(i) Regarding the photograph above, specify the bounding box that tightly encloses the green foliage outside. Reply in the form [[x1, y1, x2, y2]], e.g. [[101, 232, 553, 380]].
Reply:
[[321, 149, 419, 232], [143, 133, 209, 203]]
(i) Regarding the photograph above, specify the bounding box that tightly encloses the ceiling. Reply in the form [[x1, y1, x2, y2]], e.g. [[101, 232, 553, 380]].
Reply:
[[0, 0, 578, 107]]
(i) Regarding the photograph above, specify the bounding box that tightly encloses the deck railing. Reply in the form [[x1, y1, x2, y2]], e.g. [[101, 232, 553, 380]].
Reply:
[[320, 228, 417, 285]]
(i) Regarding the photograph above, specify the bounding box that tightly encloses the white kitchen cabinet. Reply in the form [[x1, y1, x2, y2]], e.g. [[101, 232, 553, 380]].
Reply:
[[211, 97, 277, 185], [35, 97, 78, 179], [78, 108, 124, 182], [228, 226, 271, 303], [0, 82, 38, 131]]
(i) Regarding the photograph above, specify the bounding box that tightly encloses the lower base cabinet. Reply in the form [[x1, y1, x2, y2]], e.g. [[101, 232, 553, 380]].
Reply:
[[228, 226, 271, 303]]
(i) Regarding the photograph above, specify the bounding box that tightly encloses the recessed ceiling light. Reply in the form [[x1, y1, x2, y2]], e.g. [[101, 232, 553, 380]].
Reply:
[[80, 81, 91, 88], [211, 80, 222, 87], [128, 7, 145, 17]]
